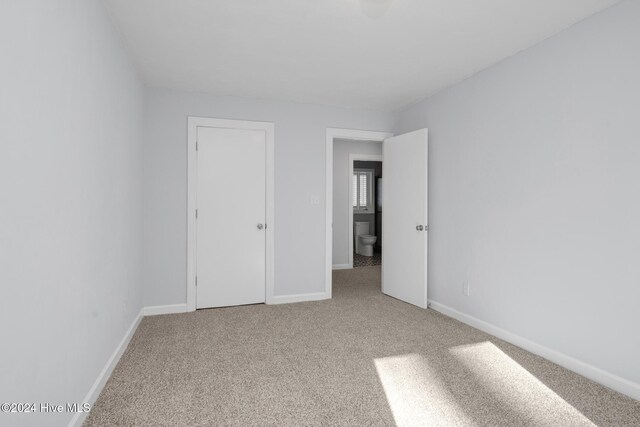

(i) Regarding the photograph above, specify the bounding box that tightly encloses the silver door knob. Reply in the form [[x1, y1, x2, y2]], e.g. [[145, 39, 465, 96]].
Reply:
[[257, 223, 264, 230], [416, 225, 424, 231]]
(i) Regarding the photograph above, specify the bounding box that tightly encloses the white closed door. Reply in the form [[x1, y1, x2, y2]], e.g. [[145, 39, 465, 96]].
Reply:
[[196, 126, 266, 308], [382, 129, 428, 308]]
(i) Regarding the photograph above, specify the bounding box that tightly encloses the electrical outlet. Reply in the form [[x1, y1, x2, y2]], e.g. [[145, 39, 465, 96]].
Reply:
[[310, 195, 320, 205], [463, 281, 470, 297]]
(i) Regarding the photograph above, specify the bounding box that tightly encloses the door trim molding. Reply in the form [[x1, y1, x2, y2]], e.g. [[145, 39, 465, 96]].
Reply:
[[325, 128, 393, 299], [187, 117, 275, 312], [349, 153, 383, 269]]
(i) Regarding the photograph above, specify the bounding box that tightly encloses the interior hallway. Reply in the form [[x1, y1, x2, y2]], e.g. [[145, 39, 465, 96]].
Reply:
[[85, 266, 640, 426]]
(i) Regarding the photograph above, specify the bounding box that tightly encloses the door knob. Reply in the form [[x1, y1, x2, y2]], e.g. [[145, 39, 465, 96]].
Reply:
[[257, 223, 264, 230], [416, 225, 424, 231]]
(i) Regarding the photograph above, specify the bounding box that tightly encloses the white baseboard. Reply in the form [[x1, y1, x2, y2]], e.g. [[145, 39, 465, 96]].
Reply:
[[70, 303, 187, 426], [270, 292, 329, 304], [69, 308, 143, 427], [332, 264, 351, 270], [428, 300, 640, 401], [143, 303, 188, 316]]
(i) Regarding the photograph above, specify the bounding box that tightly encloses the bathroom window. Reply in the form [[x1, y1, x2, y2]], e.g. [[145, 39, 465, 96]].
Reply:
[[353, 169, 374, 213]]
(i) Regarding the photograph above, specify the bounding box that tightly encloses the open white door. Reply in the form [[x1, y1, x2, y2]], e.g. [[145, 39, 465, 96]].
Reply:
[[382, 129, 428, 308]]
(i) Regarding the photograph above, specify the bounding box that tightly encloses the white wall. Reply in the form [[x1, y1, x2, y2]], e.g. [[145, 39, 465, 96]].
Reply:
[[143, 88, 396, 306], [396, 0, 640, 388], [332, 140, 382, 266], [0, 1, 144, 426]]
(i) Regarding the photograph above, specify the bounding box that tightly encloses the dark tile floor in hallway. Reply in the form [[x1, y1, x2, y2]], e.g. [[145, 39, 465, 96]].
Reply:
[[353, 249, 381, 267]]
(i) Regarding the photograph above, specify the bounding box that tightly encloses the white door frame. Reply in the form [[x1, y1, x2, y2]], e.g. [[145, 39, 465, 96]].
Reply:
[[349, 153, 383, 269], [325, 128, 393, 299], [187, 117, 275, 312]]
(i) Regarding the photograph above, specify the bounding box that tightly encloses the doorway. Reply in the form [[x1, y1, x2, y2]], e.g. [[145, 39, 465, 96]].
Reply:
[[325, 129, 392, 298], [325, 127, 429, 309], [187, 117, 275, 311]]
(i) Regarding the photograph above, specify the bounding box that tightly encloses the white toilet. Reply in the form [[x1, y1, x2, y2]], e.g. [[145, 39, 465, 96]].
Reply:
[[354, 221, 377, 257]]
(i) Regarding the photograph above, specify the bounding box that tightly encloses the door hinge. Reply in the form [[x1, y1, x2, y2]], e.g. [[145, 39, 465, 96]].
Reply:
[[195, 209, 198, 219], [195, 276, 198, 287], [196, 140, 198, 151], [264, 223, 267, 229]]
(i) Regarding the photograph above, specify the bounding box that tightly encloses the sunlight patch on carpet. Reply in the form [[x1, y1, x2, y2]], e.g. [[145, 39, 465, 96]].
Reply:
[[374, 353, 472, 426], [449, 341, 594, 426]]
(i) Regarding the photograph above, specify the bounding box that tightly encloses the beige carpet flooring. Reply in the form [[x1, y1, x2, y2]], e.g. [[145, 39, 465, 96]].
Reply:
[[85, 266, 640, 426]]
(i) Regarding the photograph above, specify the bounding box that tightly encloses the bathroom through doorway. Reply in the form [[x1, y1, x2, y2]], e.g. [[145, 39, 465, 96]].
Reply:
[[352, 158, 383, 268]]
